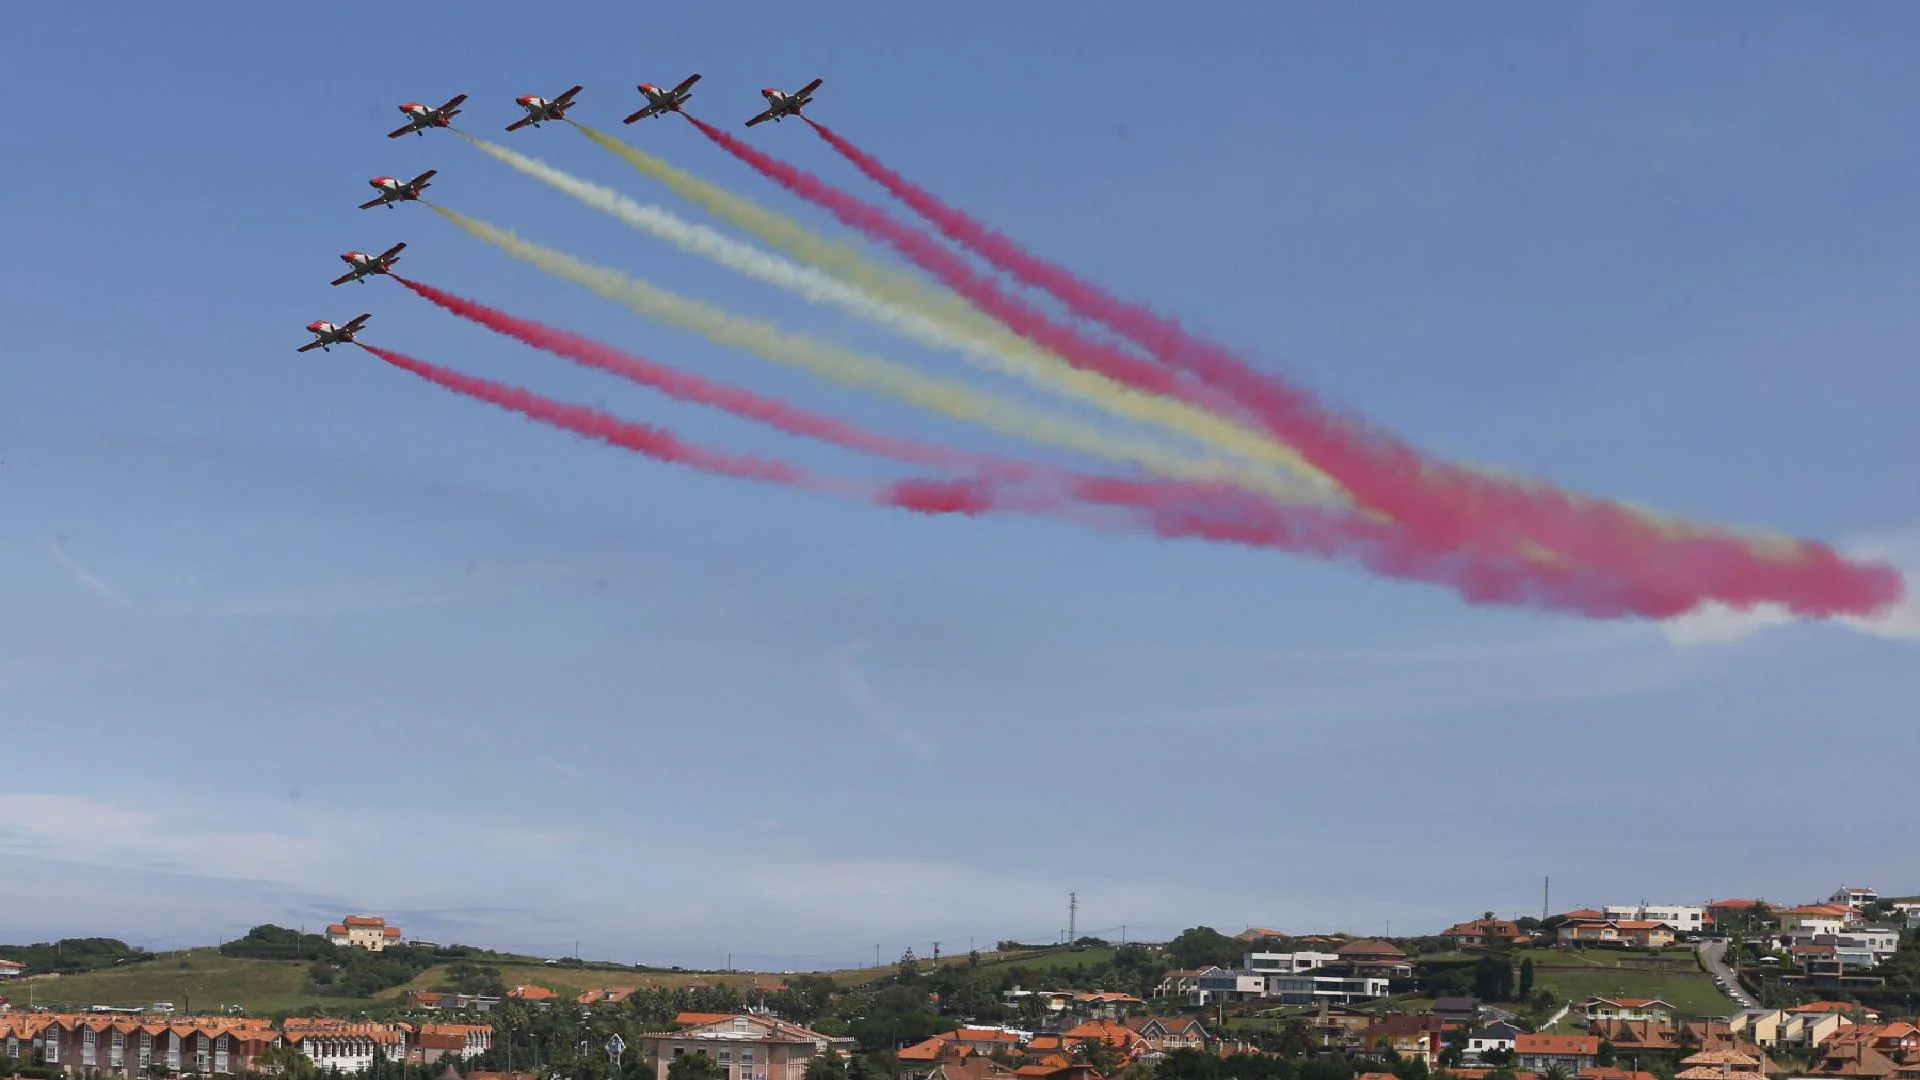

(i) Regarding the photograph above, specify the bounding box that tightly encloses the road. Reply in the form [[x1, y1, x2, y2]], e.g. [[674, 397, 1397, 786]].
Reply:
[[1698, 939, 1759, 1012]]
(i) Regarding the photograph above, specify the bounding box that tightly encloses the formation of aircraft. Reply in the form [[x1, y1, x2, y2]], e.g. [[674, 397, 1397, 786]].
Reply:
[[313, 77, 829, 352], [507, 85, 584, 132], [745, 78, 822, 127], [332, 243, 407, 286], [297, 313, 371, 353], [623, 74, 701, 123], [388, 94, 468, 138], [359, 171, 436, 210]]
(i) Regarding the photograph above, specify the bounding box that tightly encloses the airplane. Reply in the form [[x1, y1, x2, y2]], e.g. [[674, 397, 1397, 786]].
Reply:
[[622, 74, 700, 123], [297, 313, 371, 353], [331, 243, 407, 286], [506, 85, 583, 132], [358, 170, 436, 210], [744, 78, 822, 127], [388, 94, 468, 138]]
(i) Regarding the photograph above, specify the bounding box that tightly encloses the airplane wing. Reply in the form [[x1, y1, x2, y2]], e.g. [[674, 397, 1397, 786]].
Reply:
[[330, 270, 358, 286], [554, 85, 584, 105], [387, 123, 417, 139], [505, 115, 535, 132], [671, 73, 701, 95], [745, 107, 776, 127], [793, 78, 823, 98], [409, 169, 437, 186], [358, 195, 388, 210], [438, 93, 468, 112], [623, 104, 658, 124], [377, 242, 407, 261], [344, 313, 373, 331], [296, 340, 326, 353]]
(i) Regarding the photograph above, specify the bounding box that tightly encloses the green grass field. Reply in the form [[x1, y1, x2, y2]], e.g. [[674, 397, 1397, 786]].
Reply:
[[6, 945, 1051, 1017], [7, 950, 340, 1015]]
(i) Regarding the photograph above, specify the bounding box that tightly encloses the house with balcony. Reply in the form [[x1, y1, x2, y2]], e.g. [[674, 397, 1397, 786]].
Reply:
[[0, 960, 21, 980], [638, 1014, 851, 1080], [1358, 1014, 1445, 1069], [1334, 939, 1412, 978], [1605, 905, 1707, 936]]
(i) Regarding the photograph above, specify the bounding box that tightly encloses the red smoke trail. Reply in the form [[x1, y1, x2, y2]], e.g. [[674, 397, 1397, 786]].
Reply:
[[364, 339, 1698, 618], [697, 116, 1902, 618], [391, 275, 1033, 481], [358, 342, 840, 492]]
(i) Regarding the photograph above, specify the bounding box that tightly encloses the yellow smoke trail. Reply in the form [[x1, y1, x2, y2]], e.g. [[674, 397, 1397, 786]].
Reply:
[[563, 123, 1345, 496], [429, 203, 1343, 509]]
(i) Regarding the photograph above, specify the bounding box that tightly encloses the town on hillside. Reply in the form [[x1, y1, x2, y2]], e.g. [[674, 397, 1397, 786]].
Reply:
[[4, 889, 1919, 1080]]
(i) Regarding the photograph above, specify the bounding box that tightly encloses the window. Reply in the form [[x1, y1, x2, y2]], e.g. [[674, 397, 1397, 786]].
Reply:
[[140, 1033, 154, 1069], [719, 1051, 732, 1064], [197, 1040, 211, 1073], [84, 1027, 98, 1067], [742, 1051, 755, 1065], [167, 1033, 181, 1071], [216, 1034, 230, 1073], [43, 1031, 60, 1064], [7, 1034, 18, 1059], [112, 1030, 127, 1067]]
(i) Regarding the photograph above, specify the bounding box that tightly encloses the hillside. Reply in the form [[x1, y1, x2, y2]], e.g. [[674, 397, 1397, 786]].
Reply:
[[4, 944, 1049, 1016], [1407, 946, 1735, 1026]]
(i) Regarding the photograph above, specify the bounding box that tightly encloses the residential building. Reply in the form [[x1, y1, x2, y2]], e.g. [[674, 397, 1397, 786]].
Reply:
[[507, 984, 556, 1002], [1582, 998, 1676, 1023], [637, 1014, 850, 1080], [1515, 1035, 1600, 1073], [408, 1024, 493, 1065], [1605, 905, 1707, 935], [1443, 919, 1530, 948], [1586, 1021, 1681, 1054], [1466, 1022, 1523, 1064], [0, 960, 21, 980], [325, 915, 404, 952], [1262, 972, 1389, 1006], [1122, 1017, 1208, 1052], [1068, 992, 1144, 1020], [1889, 902, 1920, 929], [1778, 905, 1858, 935], [282, 1020, 409, 1072], [1729, 1009, 1851, 1050], [1557, 920, 1676, 949], [1431, 997, 1484, 1026], [1153, 969, 1214, 1000], [1676, 1048, 1767, 1080], [1191, 969, 1267, 1005], [2, 1013, 283, 1077], [578, 988, 639, 1006], [1245, 951, 1338, 974], [1236, 928, 1287, 943], [1830, 887, 1879, 910], [1333, 939, 1412, 977], [1358, 1014, 1446, 1069]]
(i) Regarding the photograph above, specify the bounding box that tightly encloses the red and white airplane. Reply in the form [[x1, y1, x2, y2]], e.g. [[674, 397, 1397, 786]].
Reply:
[[297, 313, 371, 353], [623, 74, 700, 123], [388, 94, 468, 138], [745, 78, 822, 127], [359, 170, 436, 210], [506, 85, 583, 132], [331, 243, 406, 286]]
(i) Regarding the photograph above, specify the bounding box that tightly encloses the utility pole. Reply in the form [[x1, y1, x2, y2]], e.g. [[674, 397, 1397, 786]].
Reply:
[[932, 942, 940, 962], [1068, 892, 1078, 943], [875, 944, 881, 968], [1543, 877, 1551, 922], [1120, 926, 1126, 945]]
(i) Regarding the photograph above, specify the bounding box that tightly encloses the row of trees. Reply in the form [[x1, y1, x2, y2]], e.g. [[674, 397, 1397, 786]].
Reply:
[[0, 937, 152, 976]]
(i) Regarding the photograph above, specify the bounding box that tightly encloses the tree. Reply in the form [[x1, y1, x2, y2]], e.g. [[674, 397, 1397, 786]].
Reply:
[[1473, 956, 1514, 1002], [1073, 1039, 1123, 1076], [668, 1054, 726, 1080], [897, 948, 921, 985], [1596, 1042, 1616, 1067], [1518, 959, 1535, 1000], [805, 1050, 850, 1080]]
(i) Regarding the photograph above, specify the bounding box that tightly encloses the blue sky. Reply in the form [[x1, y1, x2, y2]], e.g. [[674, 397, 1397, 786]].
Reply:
[[2, 2, 1916, 969]]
